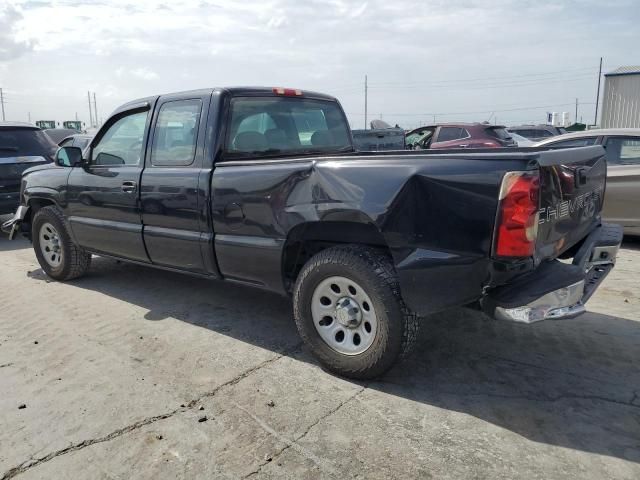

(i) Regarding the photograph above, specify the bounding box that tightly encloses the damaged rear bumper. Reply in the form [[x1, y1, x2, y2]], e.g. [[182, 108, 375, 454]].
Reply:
[[483, 223, 623, 323], [1, 205, 29, 240]]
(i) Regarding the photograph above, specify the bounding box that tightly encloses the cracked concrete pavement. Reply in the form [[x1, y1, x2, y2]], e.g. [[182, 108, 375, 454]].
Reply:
[[1, 233, 639, 479]]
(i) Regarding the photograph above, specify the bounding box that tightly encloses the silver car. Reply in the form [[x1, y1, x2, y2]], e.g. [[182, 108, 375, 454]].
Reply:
[[536, 129, 640, 235]]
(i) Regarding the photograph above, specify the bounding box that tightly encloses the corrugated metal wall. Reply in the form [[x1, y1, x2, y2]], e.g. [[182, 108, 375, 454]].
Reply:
[[601, 74, 640, 128]]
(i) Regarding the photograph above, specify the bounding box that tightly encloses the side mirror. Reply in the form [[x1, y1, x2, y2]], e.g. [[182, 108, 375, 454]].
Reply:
[[55, 146, 83, 167]]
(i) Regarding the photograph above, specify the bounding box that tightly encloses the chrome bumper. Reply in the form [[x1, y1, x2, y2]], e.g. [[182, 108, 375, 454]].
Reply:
[[1, 205, 29, 240], [494, 280, 586, 323], [485, 223, 623, 324]]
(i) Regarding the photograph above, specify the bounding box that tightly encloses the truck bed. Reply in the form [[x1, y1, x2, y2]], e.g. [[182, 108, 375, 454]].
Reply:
[[212, 146, 607, 315]]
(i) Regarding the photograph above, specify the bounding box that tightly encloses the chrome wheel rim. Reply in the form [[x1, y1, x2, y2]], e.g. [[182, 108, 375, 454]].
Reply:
[[311, 276, 378, 356], [39, 222, 63, 268]]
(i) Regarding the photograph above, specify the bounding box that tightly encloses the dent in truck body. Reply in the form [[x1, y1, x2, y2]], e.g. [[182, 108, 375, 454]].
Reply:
[[211, 154, 533, 315]]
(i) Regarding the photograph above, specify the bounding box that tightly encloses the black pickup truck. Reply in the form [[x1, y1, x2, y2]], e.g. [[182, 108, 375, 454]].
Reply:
[[2, 87, 622, 379]]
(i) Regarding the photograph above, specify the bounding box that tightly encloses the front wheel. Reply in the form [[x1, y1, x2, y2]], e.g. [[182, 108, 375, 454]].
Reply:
[[32, 206, 91, 281], [293, 246, 419, 379]]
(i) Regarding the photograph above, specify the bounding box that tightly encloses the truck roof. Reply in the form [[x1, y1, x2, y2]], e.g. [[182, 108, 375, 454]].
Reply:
[[114, 87, 338, 116]]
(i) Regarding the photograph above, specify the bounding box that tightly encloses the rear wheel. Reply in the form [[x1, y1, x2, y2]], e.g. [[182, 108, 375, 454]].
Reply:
[[293, 245, 419, 379], [32, 206, 91, 281]]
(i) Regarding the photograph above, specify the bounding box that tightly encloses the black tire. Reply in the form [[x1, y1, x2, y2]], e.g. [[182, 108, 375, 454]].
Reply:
[[293, 245, 419, 379], [32, 206, 91, 281]]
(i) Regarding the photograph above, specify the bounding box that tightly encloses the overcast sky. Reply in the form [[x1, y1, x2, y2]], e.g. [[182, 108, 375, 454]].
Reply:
[[1, 0, 638, 129]]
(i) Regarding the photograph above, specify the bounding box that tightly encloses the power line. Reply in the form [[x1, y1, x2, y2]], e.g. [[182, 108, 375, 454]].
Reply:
[[318, 65, 603, 92], [368, 66, 600, 87], [367, 73, 597, 91], [345, 101, 596, 118]]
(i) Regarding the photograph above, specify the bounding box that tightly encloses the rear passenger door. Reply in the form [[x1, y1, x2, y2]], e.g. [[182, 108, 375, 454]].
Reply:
[[430, 127, 470, 149], [601, 136, 640, 231], [140, 93, 213, 274]]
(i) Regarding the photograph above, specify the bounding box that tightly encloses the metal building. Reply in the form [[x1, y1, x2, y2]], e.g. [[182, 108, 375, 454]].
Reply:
[[600, 66, 640, 128]]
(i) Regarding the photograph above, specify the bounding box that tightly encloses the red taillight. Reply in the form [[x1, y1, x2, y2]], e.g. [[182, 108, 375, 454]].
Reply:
[[272, 87, 303, 96], [494, 171, 540, 257]]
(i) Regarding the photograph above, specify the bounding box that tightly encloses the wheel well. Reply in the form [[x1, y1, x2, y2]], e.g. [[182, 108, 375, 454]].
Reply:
[[24, 199, 56, 232], [282, 221, 390, 291]]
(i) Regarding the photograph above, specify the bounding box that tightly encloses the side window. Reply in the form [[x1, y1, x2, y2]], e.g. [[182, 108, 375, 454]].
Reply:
[[536, 130, 553, 138], [59, 137, 74, 147], [437, 127, 464, 142], [92, 110, 148, 166], [75, 138, 90, 150], [548, 138, 597, 148], [151, 100, 202, 167], [605, 137, 640, 165]]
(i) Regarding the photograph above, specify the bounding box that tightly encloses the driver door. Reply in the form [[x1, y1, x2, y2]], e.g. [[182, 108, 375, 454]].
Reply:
[[66, 107, 151, 261]]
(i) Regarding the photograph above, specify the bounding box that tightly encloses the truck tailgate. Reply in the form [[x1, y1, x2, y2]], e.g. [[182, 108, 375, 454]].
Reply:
[[535, 146, 607, 262]]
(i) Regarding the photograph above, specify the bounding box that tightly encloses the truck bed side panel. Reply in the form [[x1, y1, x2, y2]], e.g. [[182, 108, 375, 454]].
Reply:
[[211, 154, 529, 313]]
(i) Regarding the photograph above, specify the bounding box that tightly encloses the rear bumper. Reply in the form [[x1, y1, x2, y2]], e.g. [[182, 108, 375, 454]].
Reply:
[[1, 205, 29, 239], [483, 223, 623, 323]]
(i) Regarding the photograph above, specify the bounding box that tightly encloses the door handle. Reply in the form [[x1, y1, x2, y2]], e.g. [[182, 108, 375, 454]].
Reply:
[[121, 181, 137, 193]]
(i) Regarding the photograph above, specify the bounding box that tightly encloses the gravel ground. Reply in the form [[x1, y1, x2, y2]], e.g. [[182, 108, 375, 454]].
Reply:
[[1, 232, 639, 480]]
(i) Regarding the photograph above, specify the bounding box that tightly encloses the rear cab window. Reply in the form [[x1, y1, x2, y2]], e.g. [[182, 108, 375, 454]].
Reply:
[[224, 96, 352, 159], [0, 128, 56, 159]]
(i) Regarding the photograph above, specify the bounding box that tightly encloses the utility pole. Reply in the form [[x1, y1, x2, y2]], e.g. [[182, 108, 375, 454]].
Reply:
[[0, 88, 5, 121], [364, 75, 368, 130], [575, 98, 578, 124], [87, 91, 94, 128], [28, 112, 31, 123], [594, 57, 603, 126], [93, 92, 98, 127]]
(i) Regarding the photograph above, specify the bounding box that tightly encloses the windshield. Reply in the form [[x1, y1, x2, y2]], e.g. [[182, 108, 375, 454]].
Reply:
[[0, 128, 57, 159], [225, 96, 352, 158], [406, 129, 434, 146]]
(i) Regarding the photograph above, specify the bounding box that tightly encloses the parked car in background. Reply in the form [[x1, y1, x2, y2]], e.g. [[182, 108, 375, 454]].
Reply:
[[62, 120, 84, 131], [0, 122, 56, 214], [58, 134, 93, 151], [406, 123, 517, 150], [43, 128, 80, 144], [352, 120, 405, 151], [508, 124, 567, 141], [509, 131, 535, 147], [535, 128, 640, 235]]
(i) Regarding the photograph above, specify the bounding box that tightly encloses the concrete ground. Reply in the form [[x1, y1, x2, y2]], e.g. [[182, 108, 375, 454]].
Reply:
[[1, 233, 639, 480]]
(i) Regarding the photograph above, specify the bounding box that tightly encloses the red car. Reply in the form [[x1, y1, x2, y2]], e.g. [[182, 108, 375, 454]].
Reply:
[[406, 123, 517, 149]]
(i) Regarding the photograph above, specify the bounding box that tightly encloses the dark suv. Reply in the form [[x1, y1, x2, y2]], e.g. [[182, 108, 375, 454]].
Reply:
[[406, 123, 516, 150], [0, 122, 56, 215], [508, 125, 567, 142]]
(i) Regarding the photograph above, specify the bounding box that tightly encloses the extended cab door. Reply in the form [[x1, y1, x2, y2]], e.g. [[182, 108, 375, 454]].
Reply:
[[66, 105, 152, 261], [140, 93, 213, 273]]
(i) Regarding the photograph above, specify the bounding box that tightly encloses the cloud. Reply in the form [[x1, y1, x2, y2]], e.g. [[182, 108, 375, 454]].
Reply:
[[116, 66, 159, 80], [0, 5, 36, 61], [1, 0, 639, 127]]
